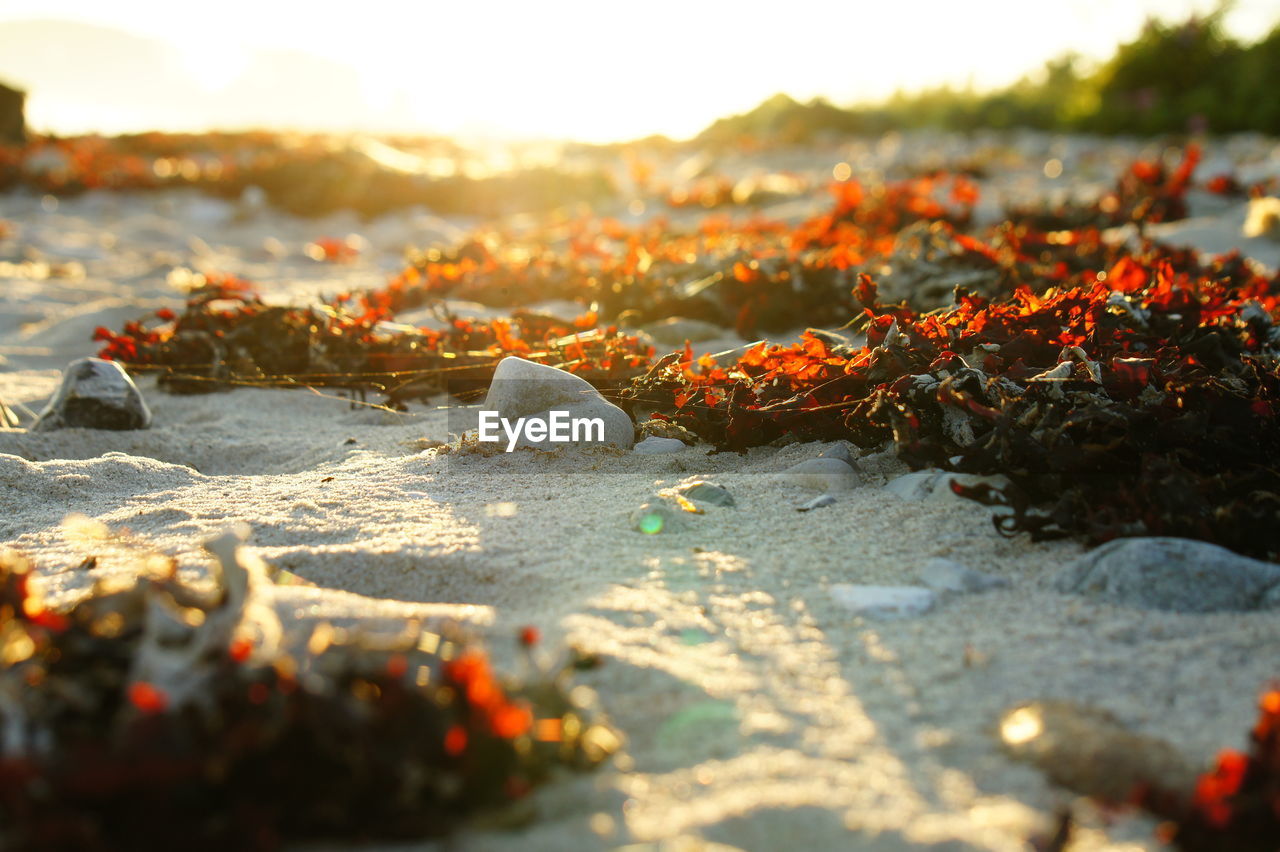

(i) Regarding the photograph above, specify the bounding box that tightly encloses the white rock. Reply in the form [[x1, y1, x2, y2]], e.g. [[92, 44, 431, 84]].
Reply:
[[884, 469, 1011, 507], [830, 585, 936, 618], [1244, 196, 1280, 240], [33, 357, 152, 431], [482, 356, 634, 449], [780, 457, 861, 491], [919, 558, 1010, 594], [634, 436, 687, 455], [883, 469, 943, 500]]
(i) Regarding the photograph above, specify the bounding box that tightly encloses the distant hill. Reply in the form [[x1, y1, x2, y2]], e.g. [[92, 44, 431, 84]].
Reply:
[[697, 11, 1280, 145]]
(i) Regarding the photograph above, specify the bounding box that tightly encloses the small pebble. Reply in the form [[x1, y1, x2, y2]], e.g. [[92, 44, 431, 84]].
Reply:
[[780, 457, 861, 492], [634, 436, 687, 455], [33, 357, 151, 431], [673, 479, 735, 507]]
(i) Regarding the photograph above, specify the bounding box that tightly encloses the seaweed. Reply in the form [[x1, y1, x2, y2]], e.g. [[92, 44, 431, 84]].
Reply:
[[93, 273, 653, 407], [622, 232, 1280, 560], [1006, 144, 1201, 230], [93, 145, 1280, 559], [1137, 688, 1280, 851], [0, 530, 617, 849]]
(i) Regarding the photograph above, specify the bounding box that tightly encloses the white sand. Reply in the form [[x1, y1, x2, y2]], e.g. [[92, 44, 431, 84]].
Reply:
[[3, 134, 1280, 850]]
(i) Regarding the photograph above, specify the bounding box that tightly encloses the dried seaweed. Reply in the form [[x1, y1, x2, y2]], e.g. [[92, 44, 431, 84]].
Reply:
[[93, 146, 1280, 559], [1006, 144, 1201, 231], [0, 532, 617, 849], [623, 233, 1280, 560], [1137, 688, 1280, 851], [93, 274, 653, 407]]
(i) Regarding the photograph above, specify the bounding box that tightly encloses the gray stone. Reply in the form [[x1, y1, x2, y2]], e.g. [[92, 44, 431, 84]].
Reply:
[[1051, 537, 1280, 612], [33, 358, 152, 431], [919, 558, 1010, 594], [634, 436, 687, 455], [817, 441, 854, 466], [482, 356, 634, 449], [673, 479, 735, 507], [829, 585, 935, 618], [780, 457, 860, 492]]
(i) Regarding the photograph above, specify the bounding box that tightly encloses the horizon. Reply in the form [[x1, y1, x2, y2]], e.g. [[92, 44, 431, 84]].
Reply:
[[1, 0, 1278, 144]]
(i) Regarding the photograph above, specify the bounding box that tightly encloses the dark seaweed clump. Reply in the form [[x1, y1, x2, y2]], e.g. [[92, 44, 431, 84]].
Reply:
[[625, 231, 1280, 561], [1138, 688, 1280, 851], [0, 544, 617, 850]]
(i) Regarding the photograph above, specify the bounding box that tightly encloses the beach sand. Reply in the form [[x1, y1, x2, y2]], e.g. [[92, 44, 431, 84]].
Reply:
[[2, 133, 1280, 850]]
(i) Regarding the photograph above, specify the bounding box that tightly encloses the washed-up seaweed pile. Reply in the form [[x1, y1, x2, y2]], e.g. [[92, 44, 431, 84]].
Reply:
[[625, 232, 1280, 559], [362, 172, 979, 336], [93, 147, 1280, 558], [1007, 145, 1203, 230], [0, 133, 613, 218], [92, 171, 980, 397], [1138, 688, 1280, 851], [93, 273, 653, 407], [0, 529, 617, 850]]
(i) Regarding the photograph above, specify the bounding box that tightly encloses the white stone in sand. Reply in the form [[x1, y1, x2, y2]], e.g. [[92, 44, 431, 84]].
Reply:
[[829, 584, 936, 618], [634, 436, 687, 454], [779, 457, 861, 491], [884, 469, 1011, 505], [33, 357, 152, 432], [482, 356, 634, 449], [1244, 196, 1280, 240]]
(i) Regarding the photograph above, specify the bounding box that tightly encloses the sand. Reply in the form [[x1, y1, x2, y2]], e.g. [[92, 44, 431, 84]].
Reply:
[[3, 132, 1280, 851]]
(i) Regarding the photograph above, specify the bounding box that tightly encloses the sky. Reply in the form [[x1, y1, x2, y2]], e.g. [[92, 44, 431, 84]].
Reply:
[[0, 0, 1276, 143]]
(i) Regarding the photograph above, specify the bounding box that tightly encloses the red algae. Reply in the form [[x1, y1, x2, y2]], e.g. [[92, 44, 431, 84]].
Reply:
[[0, 542, 617, 850], [94, 147, 1280, 561], [1138, 688, 1280, 851]]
